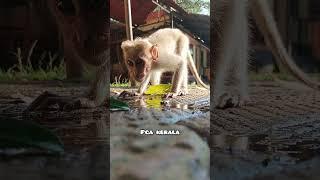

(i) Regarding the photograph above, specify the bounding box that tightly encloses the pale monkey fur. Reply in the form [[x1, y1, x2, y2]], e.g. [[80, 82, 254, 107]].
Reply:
[[212, 0, 320, 108], [121, 28, 209, 96], [121, 0, 319, 107]]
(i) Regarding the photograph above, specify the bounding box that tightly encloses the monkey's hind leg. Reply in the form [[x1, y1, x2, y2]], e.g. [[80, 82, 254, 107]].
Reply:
[[214, 0, 250, 108], [180, 69, 189, 95], [235, 28, 250, 107], [165, 55, 188, 98], [174, 35, 189, 96]]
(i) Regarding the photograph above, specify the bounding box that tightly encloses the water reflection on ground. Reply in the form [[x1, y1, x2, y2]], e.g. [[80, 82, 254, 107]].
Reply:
[[116, 93, 209, 124], [212, 133, 320, 165]]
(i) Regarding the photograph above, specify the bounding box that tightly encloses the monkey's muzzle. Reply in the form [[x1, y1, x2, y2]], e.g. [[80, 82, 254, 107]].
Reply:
[[135, 74, 146, 82]]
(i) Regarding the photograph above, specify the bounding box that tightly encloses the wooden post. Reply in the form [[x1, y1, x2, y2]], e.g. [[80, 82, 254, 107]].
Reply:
[[124, 0, 136, 86], [171, 12, 174, 28], [124, 0, 133, 40], [193, 44, 197, 69]]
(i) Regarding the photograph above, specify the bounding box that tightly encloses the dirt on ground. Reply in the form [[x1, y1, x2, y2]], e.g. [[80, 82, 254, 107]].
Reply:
[[0, 80, 319, 179]]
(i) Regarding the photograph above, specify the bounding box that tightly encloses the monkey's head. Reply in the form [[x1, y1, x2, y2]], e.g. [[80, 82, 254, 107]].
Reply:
[[121, 39, 158, 82]]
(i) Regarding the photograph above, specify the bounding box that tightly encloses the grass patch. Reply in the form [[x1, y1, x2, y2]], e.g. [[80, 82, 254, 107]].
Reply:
[[249, 72, 295, 81], [250, 72, 320, 81], [310, 73, 320, 80], [111, 75, 129, 87], [0, 41, 66, 81], [111, 83, 130, 88], [0, 66, 65, 81], [110, 81, 199, 89]]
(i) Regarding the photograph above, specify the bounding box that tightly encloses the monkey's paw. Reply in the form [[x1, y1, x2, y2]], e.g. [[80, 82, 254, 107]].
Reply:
[[163, 89, 188, 98], [118, 91, 141, 99], [214, 93, 250, 109], [25, 91, 98, 112]]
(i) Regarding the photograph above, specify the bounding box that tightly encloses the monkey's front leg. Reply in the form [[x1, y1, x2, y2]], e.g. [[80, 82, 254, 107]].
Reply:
[[86, 62, 109, 106], [137, 73, 151, 95], [27, 63, 109, 111], [118, 74, 151, 99]]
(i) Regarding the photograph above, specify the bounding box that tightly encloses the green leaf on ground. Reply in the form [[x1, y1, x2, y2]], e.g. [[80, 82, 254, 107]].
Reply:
[[0, 117, 64, 153], [110, 97, 130, 111], [145, 84, 172, 95]]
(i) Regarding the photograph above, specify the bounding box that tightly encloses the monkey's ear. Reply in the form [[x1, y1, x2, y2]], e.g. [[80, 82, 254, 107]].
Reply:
[[150, 44, 158, 61], [121, 40, 133, 52]]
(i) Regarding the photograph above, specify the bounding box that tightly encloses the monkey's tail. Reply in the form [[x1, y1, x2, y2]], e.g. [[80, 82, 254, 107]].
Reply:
[[187, 52, 210, 89], [251, 0, 320, 90]]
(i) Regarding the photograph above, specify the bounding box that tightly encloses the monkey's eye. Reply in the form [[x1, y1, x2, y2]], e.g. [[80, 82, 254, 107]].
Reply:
[[136, 59, 144, 65], [127, 60, 134, 66]]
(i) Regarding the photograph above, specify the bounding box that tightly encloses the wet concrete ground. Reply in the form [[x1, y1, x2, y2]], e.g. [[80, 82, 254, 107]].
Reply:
[[0, 82, 110, 179], [0, 81, 319, 179], [211, 81, 320, 180]]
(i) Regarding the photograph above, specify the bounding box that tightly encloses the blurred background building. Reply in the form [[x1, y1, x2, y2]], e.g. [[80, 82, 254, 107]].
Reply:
[[0, 0, 319, 81]]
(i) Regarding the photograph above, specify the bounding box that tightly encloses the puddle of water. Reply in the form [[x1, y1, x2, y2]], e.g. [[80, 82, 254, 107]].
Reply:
[[123, 94, 193, 110], [115, 89, 210, 110], [211, 134, 320, 164], [116, 93, 209, 124]]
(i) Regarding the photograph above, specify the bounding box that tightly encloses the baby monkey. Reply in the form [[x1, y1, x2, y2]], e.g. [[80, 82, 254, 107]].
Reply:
[[121, 28, 209, 97]]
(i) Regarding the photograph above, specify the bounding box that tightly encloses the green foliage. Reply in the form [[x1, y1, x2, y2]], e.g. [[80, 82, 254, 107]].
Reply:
[[175, 0, 209, 14], [0, 117, 64, 154], [111, 83, 130, 88], [0, 41, 66, 81], [111, 75, 129, 87], [110, 97, 130, 111]]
